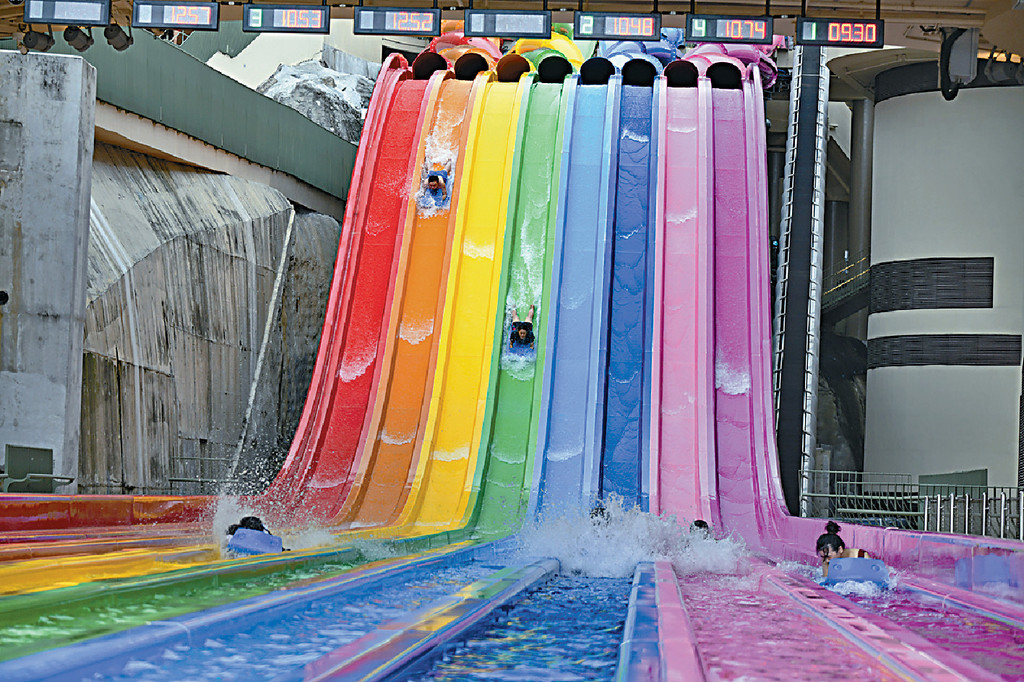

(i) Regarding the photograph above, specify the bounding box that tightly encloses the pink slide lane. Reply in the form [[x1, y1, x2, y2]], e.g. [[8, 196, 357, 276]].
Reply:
[[650, 64, 716, 526]]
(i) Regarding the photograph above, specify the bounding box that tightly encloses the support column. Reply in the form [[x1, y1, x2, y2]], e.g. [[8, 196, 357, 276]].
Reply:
[[0, 52, 96, 491], [848, 98, 874, 340]]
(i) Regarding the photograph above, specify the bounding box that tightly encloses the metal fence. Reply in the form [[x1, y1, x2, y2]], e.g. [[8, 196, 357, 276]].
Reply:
[[799, 469, 1024, 541], [821, 249, 870, 311]]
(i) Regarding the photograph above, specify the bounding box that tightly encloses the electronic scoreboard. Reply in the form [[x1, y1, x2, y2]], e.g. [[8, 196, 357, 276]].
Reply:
[[243, 3, 328, 33], [133, 0, 218, 30], [575, 12, 661, 42], [353, 7, 440, 36], [796, 17, 884, 48], [685, 14, 773, 44], [463, 9, 551, 39], [23, 0, 109, 26]]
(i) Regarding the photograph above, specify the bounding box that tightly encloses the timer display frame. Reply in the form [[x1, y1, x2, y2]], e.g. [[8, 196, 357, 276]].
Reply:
[[463, 9, 551, 39], [685, 13, 774, 45], [242, 4, 330, 33], [132, 0, 219, 30], [796, 17, 884, 48], [353, 7, 441, 36], [574, 11, 661, 42], [23, 0, 110, 26]]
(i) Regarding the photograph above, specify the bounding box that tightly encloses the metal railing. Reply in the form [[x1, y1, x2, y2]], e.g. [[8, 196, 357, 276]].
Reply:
[[799, 468, 1024, 540], [0, 474, 75, 493], [822, 249, 870, 311]]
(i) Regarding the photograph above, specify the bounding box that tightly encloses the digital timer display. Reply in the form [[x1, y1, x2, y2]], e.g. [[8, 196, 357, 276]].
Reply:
[[463, 9, 551, 39], [133, 0, 218, 30], [796, 17, 884, 48], [23, 0, 109, 26], [575, 12, 661, 42], [686, 14, 773, 44], [353, 7, 440, 36], [243, 4, 329, 33]]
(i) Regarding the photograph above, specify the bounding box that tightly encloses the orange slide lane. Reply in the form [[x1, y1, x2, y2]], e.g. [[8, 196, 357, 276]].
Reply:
[[334, 76, 478, 529]]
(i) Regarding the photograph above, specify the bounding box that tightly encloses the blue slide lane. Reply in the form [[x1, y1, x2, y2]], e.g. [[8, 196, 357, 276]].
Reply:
[[601, 83, 659, 509], [532, 75, 622, 516]]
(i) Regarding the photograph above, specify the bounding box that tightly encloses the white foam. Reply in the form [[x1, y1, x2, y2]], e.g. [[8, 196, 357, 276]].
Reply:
[[667, 122, 698, 134], [338, 346, 377, 383], [399, 317, 434, 345], [715, 357, 750, 395], [666, 207, 698, 226], [433, 446, 469, 462], [381, 427, 416, 446], [516, 494, 745, 578], [622, 128, 650, 144], [462, 237, 495, 260]]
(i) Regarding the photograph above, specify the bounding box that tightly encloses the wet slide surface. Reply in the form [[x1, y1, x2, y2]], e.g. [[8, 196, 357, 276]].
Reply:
[[601, 84, 658, 509], [533, 78, 619, 516], [393, 75, 528, 535], [264, 67, 432, 522], [335, 76, 473, 529], [651, 80, 715, 524], [475, 78, 567, 534]]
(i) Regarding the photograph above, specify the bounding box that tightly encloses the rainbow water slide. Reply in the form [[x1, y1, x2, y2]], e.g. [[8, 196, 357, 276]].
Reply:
[[8, 35, 1024, 680]]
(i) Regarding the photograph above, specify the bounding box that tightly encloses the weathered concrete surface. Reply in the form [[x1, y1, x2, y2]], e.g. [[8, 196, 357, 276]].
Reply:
[[0, 51, 95, 490], [227, 209, 339, 494], [257, 58, 374, 146], [81, 143, 338, 494]]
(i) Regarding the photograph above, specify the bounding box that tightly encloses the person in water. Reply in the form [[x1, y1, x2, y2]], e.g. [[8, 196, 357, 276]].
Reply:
[[690, 519, 710, 535], [509, 305, 536, 350], [227, 515, 271, 537], [816, 521, 870, 577], [417, 170, 449, 209]]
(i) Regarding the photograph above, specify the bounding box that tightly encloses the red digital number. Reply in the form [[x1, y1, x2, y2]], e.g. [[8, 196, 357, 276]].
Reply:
[[641, 17, 653, 35], [829, 22, 876, 44]]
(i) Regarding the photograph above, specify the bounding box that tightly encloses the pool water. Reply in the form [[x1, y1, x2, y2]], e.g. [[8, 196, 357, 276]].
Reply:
[[0, 559, 357, 661], [847, 590, 1024, 680], [676, 562, 904, 681], [98, 561, 493, 681], [398, 576, 630, 682]]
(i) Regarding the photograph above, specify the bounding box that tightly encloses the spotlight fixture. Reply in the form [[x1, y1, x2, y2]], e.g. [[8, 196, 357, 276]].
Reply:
[[104, 23, 133, 51], [64, 26, 94, 52], [23, 29, 55, 51], [8, 0, 24, 6]]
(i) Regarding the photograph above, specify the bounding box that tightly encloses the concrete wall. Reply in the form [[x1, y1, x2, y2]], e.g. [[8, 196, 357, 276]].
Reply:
[[81, 143, 338, 494], [865, 86, 1024, 486], [0, 51, 95, 489], [205, 19, 425, 89]]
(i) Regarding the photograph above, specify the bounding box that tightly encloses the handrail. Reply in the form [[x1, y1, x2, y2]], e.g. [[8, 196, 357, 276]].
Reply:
[[0, 474, 75, 493], [799, 468, 1024, 540]]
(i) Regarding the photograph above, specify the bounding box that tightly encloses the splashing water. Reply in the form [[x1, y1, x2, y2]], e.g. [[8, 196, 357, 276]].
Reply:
[[516, 495, 745, 578]]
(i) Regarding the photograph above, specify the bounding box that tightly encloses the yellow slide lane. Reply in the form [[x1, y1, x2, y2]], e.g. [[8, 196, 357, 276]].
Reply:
[[393, 74, 532, 534], [337, 75, 477, 529], [0, 545, 220, 596]]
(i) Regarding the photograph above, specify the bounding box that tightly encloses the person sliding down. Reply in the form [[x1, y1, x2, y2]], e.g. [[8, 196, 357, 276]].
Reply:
[[815, 521, 869, 577], [509, 305, 536, 350]]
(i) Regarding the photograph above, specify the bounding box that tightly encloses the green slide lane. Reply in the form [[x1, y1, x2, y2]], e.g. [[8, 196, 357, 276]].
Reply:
[[471, 78, 570, 536]]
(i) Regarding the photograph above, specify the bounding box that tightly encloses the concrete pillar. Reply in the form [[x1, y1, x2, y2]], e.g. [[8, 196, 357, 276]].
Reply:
[[848, 98, 874, 340], [0, 51, 96, 491]]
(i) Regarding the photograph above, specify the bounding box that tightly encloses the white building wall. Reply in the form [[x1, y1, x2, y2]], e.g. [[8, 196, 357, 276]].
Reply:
[[864, 86, 1024, 486]]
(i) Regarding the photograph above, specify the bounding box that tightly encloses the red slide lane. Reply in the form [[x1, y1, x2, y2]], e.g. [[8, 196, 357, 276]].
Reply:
[[261, 68, 441, 524]]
